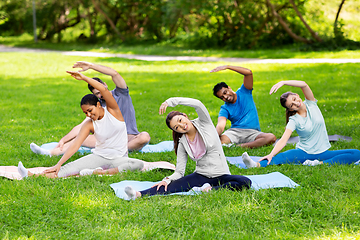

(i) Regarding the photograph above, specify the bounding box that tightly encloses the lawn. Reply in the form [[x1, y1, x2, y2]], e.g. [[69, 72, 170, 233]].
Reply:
[[2, 34, 360, 59], [0, 51, 359, 239]]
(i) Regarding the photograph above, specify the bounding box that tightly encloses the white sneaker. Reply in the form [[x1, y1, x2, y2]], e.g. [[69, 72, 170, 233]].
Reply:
[[124, 186, 137, 200], [79, 167, 103, 176], [302, 160, 321, 166]]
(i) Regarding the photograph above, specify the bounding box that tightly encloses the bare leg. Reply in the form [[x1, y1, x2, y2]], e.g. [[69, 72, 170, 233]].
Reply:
[[18, 162, 57, 179], [238, 133, 276, 149], [220, 134, 231, 144], [49, 135, 97, 156], [127, 132, 151, 151]]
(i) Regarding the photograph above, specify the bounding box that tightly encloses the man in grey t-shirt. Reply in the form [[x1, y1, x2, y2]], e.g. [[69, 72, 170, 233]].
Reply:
[[30, 61, 150, 156]]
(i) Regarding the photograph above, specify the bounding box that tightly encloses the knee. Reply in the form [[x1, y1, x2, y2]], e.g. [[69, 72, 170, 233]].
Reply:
[[220, 134, 231, 144], [138, 132, 151, 144], [266, 133, 276, 145], [129, 160, 144, 171]]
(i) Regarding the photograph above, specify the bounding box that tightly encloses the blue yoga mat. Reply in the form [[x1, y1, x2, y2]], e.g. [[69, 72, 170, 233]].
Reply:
[[40, 141, 174, 155], [110, 172, 300, 200], [41, 142, 92, 155], [226, 156, 262, 169], [139, 141, 174, 153]]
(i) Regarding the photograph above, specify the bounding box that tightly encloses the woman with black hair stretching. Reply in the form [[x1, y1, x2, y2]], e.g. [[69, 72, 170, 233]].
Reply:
[[125, 97, 252, 200], [242, 80, 360, 168], [18, 71, 174, 179]]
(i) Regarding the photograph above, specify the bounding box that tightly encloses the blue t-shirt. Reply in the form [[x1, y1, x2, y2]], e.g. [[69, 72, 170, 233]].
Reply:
[[218, 84, 261, 131], [286, 99, 331, 154]]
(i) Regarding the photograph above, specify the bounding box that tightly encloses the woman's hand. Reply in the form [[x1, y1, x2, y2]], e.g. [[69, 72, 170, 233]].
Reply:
[[210, 65, 228, 73], [152, 181, 169, 191], [66, 71, 86, 81], [258, 154, 273, 165], [56, 139, 65, 151], [159, 101, 169, 115], [43, 164, 61, 177], [72, 61, 92, 72], [269, 81, 285, 95]]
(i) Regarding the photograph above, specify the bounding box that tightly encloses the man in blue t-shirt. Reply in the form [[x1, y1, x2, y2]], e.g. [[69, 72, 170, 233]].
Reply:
[[211, 65, 275, 148], [30, 62, 150, 156]]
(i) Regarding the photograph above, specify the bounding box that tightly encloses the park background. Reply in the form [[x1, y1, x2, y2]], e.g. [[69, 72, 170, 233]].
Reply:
[[0, 0, 360, 239]]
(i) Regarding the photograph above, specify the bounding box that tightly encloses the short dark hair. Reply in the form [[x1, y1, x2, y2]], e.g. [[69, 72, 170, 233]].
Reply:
[[88, 77, 105, 92], [213, 82, 228, 97], [81, 94, 100, 106]]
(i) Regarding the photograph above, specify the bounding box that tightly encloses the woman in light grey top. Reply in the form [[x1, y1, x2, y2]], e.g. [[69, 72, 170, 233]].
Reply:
[[125, 97, 251, 200]]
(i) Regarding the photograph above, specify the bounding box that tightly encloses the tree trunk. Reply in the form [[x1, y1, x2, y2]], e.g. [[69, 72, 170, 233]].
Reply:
[[334, 0, 346, 37], [266, 0, 312, 44], [289, 0, 322, 42], [91, 0, 124, 41]]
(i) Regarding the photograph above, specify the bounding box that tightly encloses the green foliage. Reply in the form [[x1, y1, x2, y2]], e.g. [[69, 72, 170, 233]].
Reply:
[[0, 52, 360, 239], [2, 0, 360, 50]]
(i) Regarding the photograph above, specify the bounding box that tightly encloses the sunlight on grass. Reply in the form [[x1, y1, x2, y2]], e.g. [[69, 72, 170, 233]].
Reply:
[[0, 52, 359, 239]]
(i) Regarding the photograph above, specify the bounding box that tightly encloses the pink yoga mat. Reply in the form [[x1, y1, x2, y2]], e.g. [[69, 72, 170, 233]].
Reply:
[[0, 166, 50, 180]]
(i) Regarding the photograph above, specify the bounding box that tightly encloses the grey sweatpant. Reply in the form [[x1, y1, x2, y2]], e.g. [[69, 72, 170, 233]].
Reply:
[[57, 154, 144, 178]]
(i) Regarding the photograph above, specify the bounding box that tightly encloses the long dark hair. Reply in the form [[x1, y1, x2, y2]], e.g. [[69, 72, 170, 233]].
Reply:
[[280, 91, 297, 124], [166, 111, 187, 155]]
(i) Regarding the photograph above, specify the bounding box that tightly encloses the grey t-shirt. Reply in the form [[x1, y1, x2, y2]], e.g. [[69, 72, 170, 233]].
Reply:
[[100, 87, 139, 135]]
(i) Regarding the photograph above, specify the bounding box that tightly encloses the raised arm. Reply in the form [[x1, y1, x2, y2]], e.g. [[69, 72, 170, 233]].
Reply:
[[270, 80, 315, 101], [159, 97, 211, 123], [210, 65, 253, 90], [66, 71, 124, 121], [72, 61, 127, 89]]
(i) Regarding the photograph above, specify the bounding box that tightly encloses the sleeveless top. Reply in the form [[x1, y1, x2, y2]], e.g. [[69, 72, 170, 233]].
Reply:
[[91, 107, 128, 159]]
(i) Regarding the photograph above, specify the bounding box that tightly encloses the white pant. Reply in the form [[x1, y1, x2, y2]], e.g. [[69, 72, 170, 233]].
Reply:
[[57, 154, 144, 178]]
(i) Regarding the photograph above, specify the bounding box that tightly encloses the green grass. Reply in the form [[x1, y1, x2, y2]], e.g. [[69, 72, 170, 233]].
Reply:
[[2, 34, 360, 59], [0, 52, 360, 239]]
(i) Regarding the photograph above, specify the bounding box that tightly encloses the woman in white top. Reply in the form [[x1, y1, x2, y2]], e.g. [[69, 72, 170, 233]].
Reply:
[[125, 97, 251, 200], [18, 71, 174, 178], [242, 80, 360, 168]]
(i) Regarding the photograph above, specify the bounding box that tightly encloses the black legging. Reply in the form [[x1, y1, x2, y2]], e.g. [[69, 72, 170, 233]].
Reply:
[[140, 172, 252, 196]]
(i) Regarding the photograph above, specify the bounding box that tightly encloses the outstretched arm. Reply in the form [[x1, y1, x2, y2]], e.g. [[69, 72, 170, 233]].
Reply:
[[43, 120, 93, 176], [210, 65, 253, 90], [72, 61, 127, 89], [258, 128, 293, 164], [270, 80, 315, 101], [215, 117, 227, 136], [66, 71, 124, 121], [56, 117, 90, 150]]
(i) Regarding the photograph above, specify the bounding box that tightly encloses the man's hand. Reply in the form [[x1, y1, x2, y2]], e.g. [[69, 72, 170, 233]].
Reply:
[[72, 61, 93, 72], [210, 65, 228, 73], [159, 102, 169, 115], [152, 180, 169, 191]]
